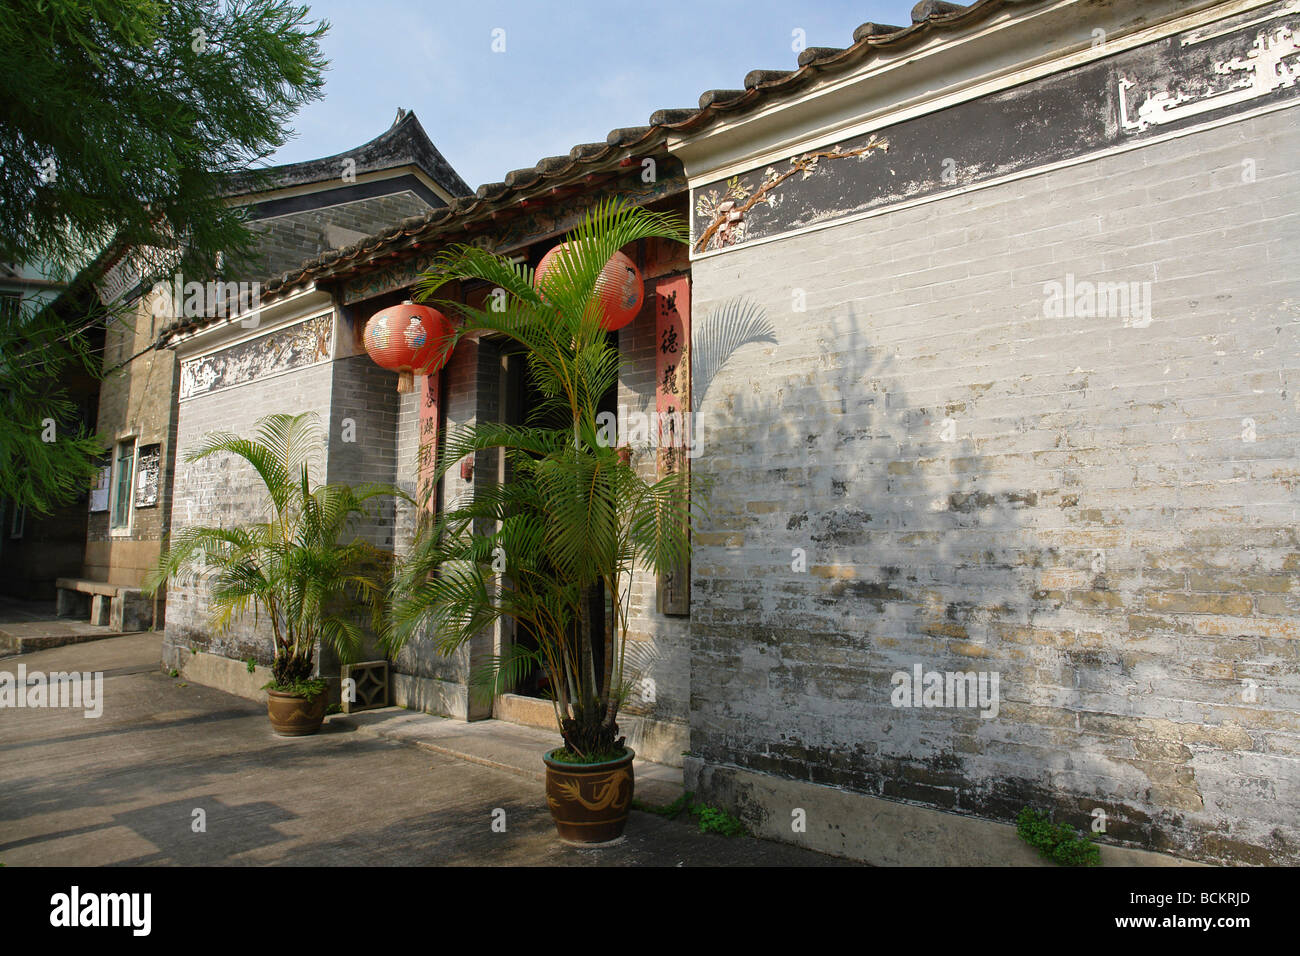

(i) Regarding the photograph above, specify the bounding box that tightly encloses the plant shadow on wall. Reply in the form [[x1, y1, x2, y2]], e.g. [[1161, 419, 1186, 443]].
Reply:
[[608, 297, 780, 730], [384, 201, 698, 844], [687, 291, 1132, 847], [145, 412, 403, 736]]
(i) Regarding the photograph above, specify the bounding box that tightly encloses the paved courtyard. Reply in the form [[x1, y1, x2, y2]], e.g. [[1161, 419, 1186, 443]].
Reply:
[[0, 634, 843, 866]]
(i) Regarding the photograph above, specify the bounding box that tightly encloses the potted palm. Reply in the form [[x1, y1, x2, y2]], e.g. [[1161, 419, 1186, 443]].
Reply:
[[145, 412, 396, 736], [385, 200, 693, 843]]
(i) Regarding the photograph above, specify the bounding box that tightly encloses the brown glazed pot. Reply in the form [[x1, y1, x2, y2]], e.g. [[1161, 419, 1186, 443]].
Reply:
[[266, 689, 328, 736], [543, 748, 635, 844]]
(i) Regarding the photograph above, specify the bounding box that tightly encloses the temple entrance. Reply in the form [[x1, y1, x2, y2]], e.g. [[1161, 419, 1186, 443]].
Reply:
[[499, 338, 617, 702]]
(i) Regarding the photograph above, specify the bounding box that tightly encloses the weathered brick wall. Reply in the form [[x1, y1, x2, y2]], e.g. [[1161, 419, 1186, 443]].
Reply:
[[85, 293, 179, 586], [326, 352, 399, 550], [163, 360, 333, 665], [247, 192, 433, 279], [388, 335, 496, 709], [687, 111, 1300, 864]]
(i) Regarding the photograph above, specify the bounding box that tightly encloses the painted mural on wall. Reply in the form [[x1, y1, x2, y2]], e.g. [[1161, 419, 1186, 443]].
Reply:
[[694, 138, 888, 253], [691, 0, 1300, 256], [179, 314, 332, 400], [134, 444, 161, 508]]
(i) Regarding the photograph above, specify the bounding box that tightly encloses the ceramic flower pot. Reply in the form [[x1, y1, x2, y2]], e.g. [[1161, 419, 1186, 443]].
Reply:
[[543, 747, 635, 844], [266, 688, 328, 736]]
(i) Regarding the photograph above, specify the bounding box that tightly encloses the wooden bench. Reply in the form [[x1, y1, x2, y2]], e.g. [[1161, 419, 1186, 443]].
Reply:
[[55, 578, 156, 632]]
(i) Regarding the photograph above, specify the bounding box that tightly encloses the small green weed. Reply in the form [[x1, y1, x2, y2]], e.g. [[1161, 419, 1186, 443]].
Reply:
[[1016, 806, 1102, 866], [632, 791, 747, 837]]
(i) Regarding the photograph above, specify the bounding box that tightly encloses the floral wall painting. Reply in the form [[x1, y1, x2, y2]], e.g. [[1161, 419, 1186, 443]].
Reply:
[[693, 137, 889, 253], [179, 313, 333, 400], [690, 0, 1300, 258]]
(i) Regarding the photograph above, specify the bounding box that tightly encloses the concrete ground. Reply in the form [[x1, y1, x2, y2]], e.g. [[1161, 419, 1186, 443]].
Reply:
[[0, 634, 846, 866], [0, 595, 143, 655]]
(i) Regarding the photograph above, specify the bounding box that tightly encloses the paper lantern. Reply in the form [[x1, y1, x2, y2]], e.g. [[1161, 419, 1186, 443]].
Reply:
[[363, 302, 453, 393], [534, 243, 643, 331]]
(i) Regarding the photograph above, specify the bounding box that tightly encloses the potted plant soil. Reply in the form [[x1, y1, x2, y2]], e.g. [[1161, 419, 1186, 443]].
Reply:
[[146, 412, 395, 737], [386, 201, 694, 843]]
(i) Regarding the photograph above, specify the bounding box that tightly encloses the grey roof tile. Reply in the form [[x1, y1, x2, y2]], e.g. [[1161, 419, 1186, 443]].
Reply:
[[605, 125, 652, 145], [475, 182, 510, 200], [649, 108, 699, 125], [569, 142, 608, 160], [853, 22, 906, 42], [912, 1, 967, 21], [796, 47, 846, 67], [744, 69, 794, 88], [698, 89, 747, 109]]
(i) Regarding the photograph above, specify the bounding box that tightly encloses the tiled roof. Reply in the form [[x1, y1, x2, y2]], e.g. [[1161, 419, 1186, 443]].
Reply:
[[165, 0, 1042, 340], [222, 109, 471, 202]]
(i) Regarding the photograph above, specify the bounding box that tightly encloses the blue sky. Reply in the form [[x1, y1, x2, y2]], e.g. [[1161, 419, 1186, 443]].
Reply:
[[271, 0, 920, 191]]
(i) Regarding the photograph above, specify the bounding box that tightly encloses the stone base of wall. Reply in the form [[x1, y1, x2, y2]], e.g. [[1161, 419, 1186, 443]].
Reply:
[[493, 693, 554, 729], [392, 672, 475, 721], [163, 642, 272, 702], [161, 642, 344, 707], [620, 715, 688, 768], [491, 694, 689, 767], [686, 759, 1207, 867]]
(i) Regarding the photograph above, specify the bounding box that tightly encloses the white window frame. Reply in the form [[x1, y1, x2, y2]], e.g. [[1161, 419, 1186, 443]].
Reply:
[[109, 436, 139, 537]]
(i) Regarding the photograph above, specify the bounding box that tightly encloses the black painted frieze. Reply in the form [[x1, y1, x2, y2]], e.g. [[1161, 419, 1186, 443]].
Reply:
[[691, 0, 1300, 255]]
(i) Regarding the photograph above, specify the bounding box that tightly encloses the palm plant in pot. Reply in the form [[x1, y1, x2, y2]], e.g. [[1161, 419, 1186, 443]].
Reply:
[[145, 412, 396, 736], [385, 200, 694, 843]]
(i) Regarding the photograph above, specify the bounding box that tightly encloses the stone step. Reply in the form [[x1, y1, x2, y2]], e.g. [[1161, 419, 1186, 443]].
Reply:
[[328, 708, 685, 807]]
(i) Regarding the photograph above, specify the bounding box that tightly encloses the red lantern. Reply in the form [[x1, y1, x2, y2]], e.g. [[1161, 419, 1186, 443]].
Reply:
[[363, 302, 453, 393], [534, 243, 644, 331]]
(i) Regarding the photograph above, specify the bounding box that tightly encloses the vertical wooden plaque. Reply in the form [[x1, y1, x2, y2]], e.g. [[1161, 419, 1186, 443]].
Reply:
[[654, 275, 690, 616]]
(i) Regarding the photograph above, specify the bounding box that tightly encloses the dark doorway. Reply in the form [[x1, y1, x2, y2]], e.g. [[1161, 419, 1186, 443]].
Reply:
[[500, 335, 617, 701]]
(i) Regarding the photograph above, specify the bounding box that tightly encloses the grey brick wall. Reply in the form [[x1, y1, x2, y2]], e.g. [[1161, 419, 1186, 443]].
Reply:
[[246, 192, 432, 280], [687, 110, 1300, 865], [388, 337, 495, 696], [327, 353, 399, 549], [163, 360, 334, 665]]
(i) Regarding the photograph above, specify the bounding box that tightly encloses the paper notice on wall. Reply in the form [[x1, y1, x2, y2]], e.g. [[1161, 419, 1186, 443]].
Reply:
[[134, 444, 160, 508], [89, 458, 111, 513]]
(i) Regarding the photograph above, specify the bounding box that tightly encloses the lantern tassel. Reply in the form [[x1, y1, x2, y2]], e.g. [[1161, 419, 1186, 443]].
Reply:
[[397, 370, 415, 393]]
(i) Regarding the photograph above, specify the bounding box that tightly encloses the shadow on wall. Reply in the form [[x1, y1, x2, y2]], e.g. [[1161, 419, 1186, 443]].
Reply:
[[687, 291, 1205, 860]]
